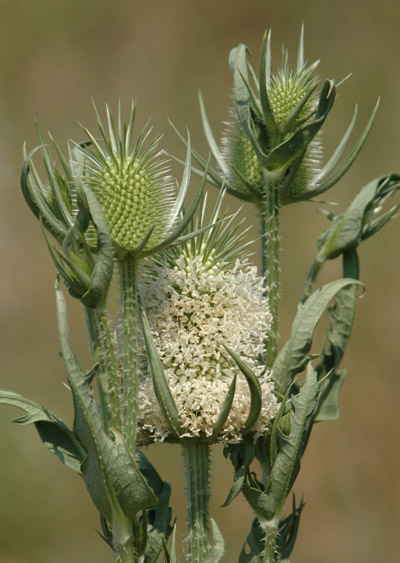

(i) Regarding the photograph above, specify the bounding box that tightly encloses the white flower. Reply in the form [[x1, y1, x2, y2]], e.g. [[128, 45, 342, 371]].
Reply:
[[138, 255, 279, 443]]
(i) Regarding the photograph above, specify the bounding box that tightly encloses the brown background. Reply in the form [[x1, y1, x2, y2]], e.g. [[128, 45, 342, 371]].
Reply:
[[1, 1, 399, 561]]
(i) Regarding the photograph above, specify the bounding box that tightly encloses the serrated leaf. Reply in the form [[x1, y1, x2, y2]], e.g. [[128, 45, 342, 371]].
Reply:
[[268, 364, 319, 502], [56, 281, 157, 521], [315, 250, 359, 421], [243, 365, 319, 520], [273, 278, 362, 393], [0, 389, 86, 473]]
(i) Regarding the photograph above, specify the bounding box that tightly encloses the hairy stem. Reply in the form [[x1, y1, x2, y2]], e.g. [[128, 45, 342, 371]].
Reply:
[[260, 182, 281, 368], [86, 307, 122, 433], [261, 518, 279, 563], [119, 256, 139, 455], [182, 441, 211, 562]]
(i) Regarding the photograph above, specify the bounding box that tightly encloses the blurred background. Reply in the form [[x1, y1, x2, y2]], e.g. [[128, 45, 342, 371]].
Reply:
[[1, 1, 399, 561]]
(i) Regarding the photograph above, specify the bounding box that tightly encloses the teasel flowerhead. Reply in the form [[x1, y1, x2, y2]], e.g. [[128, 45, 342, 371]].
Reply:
[[21, 127, 114, 308], [192, 27, 378, 207], [138, 192, 279, 444], [75, 103, 202, 261]]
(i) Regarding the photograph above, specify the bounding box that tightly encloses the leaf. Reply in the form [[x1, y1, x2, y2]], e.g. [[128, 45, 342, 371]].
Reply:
[[204, 519, 226, 563], [209, 373, 237, 441], [0, 389, 86, 473], [276, 494, 305, 559], [140, 307, 182, 438], [230, 44, 266, 165], [243, 365, 319, 520], [315, 250, 359, 421], [56, 280, 157, 521], [272, 278, 362, 393], [136, 450, 173, 563], [239, 518, 264, 563], [222, 442, 256, 507], [80, 186, 114, 308], [265, 81, 335, 174], [222, 344, 262, 431], [315, 369, 347, 422]]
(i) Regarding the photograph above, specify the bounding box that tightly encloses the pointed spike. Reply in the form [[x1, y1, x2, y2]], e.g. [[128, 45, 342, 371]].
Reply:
[[315, 98, 379, 195], [166, 130, 191, 229], [315, 105, 359, 183], [209, 374, 237, 441], [199, 92, 230, 176], [297, 24, 305, 70], [222, 344, 262, 432], [140, 307, 182, 438]]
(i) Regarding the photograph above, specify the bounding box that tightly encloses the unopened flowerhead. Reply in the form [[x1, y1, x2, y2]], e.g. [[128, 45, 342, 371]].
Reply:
[[138, 251, 279, 444], [75, 103, 182, 258], [222, 31, 323, 205]]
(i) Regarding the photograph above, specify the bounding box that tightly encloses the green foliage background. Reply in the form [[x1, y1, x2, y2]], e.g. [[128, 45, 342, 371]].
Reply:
[[0, 1, 399, 561]]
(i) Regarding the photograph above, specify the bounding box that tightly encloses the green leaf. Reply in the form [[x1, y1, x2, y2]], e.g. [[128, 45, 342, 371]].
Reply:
[[258, 31, 277, 134], [315, 250, 359, 421], [80, 186, 114, 308], [243, 364, 319, 520], [272, 278, 362, 393], [222, 344, 262, 431], [315, 99, 380, 195], [276, 494, 305, 559], [222, 442, 256, 507], [239, 518, 264, 563], [140, 307, 182, 438], [230, 44, 266, 165], [315, 369, 347, 421], [204, 519, 226, 563], [56, 281, 157, 521], [209, 373, 237, 441], [265, 81, 335, 174], [136, 450, 173, 563], [0, 389, 86, 473]]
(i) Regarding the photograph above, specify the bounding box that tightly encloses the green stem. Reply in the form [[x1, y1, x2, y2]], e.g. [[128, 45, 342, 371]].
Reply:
[[182, 441, 211, 562], [86, 307, 122, 433], [112, 511, 137, 563], [260, 182, 281, 368], [300, 256, 325, 303], [119, 256, 139, 456], [261, 517, 279, 563]]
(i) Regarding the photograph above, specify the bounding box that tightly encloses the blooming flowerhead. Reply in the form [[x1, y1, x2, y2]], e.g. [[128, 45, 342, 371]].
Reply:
[[138, 196, 279, 443]]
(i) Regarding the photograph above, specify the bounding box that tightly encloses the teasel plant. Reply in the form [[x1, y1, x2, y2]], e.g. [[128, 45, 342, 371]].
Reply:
[[170, 27, 400, 562], [1, 28, 400, 563]]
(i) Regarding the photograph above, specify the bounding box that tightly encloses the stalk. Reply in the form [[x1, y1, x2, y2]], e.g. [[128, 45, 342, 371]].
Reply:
[[119, 255, 140, 456], [182, 441, 211, 562], [261, 518, 279, 563], [300, 256, 324, 303], [260, 182, 281, 368], [112, 511, 137, 563], [86, 307, 122, 433]]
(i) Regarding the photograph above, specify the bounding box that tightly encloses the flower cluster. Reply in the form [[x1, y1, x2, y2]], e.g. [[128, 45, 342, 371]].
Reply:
[[138, 254, 279, 443]]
